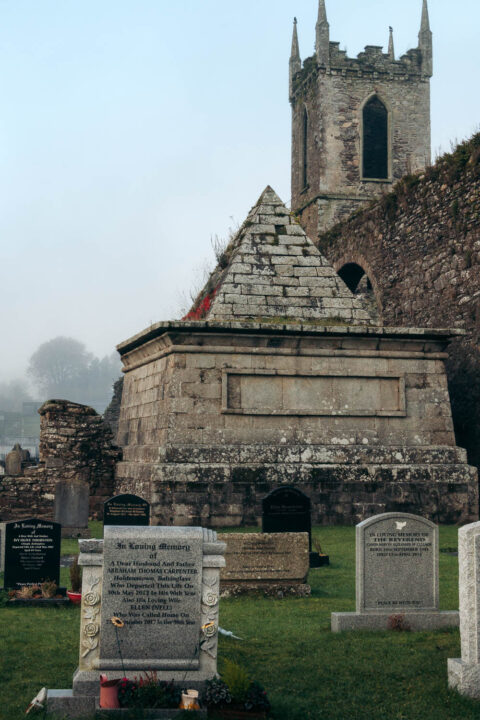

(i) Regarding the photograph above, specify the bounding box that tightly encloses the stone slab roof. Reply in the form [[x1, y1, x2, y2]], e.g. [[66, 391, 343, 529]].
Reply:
[[189, 186, 372, 325]]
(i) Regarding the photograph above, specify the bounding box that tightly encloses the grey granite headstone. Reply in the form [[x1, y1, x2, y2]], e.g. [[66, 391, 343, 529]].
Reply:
[[55, 479, 90, 538], [331, 512, 458, 631], [448, 521, 480, 698], [100, 526, 203, 669], [47, 526, 226, 716]]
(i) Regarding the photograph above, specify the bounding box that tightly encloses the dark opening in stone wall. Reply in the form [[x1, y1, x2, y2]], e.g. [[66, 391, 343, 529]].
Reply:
[[363, 97, 388, 180], [302, 108, 308, 189]]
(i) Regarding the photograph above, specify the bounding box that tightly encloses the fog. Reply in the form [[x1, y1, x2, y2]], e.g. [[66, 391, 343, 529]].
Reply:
[[2, 0, 479, 393]]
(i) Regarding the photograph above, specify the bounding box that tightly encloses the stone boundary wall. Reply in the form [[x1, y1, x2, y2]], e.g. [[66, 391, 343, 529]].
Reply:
[[316, 135, 480, 471], [0, 400, 122, 522]]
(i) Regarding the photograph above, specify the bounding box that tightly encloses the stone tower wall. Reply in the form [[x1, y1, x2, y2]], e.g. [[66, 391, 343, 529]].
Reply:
[[292, 64, 430, 237], [315, 134, 480, 472], [291, 19, 432, 235]]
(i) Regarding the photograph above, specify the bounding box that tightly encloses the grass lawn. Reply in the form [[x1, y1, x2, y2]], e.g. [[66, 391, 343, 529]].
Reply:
[[2, 524, 480, 719]]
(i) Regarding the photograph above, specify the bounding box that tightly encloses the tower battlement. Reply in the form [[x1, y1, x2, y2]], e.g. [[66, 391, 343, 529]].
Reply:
[[290, 1, 432, 237], [292, 43, 425, 101]]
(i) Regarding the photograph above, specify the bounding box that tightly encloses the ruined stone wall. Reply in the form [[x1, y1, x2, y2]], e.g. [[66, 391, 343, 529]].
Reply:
[[103, 377, 124, 442], [0, 400, 121, 522], [316, 134, 480, 471], [291, 46, 431, 235]]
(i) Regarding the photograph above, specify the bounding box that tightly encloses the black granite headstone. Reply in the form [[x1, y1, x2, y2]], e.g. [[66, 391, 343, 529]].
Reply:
[[4, 518, 61, 589], [262, 487, 312, 547], [103, 494, 150, 527]]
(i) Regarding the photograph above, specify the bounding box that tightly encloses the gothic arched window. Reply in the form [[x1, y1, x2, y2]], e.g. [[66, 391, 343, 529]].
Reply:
[[362, 96, 388, 180], [302, 108, 308, 188]]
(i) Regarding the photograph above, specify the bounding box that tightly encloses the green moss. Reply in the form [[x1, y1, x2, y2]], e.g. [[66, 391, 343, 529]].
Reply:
[[382, 192, 398, 223]]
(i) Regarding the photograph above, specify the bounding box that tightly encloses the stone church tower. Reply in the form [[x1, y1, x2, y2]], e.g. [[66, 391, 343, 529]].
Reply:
[[290, 0, 433, 237]]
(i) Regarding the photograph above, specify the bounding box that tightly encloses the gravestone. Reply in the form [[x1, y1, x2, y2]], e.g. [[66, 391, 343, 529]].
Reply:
[[0, 522, 5, 573], [331, 512, 459, 631], [4, 518, 61, 589], [46, 526, 226, 718], [262, 486, 326, 567], [104, 494, 150, 527], [448, 521, 480, 698], [55, 479, 90, 538], [262, 487, 311, 542], [219, 532, 310, 597], [5, 443, 30, 476]]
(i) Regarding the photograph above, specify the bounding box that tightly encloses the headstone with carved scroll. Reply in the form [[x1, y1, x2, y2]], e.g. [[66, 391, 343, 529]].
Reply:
[[46, 526, 225, 717]]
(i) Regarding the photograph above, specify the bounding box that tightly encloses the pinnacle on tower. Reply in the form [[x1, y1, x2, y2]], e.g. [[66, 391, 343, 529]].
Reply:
[[315, 0, 330, 66], [420, 0, 430, 33], [418, 0, 433, 77], [289, 17, 301, 99], [388, 26, 395, 60]]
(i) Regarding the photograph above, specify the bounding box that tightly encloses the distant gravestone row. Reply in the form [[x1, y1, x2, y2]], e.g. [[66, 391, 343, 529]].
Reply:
[[1, 494, 152, 590], [3, 491, 477, 713]]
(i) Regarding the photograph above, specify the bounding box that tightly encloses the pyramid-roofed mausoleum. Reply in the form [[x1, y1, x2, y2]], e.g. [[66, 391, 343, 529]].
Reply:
[[190, 186, 372, 325], [114, 187, 477, 528]]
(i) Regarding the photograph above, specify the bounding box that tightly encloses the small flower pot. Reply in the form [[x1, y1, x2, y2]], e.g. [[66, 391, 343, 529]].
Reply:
[[67, 590, 82, 605], [99, 679, 121, 709], [180, 689, 200, 710]]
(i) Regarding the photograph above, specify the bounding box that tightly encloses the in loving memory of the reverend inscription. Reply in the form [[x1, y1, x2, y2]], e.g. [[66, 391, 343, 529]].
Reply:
[[99, 527, 203, 663], [359, 513, 438, 612]]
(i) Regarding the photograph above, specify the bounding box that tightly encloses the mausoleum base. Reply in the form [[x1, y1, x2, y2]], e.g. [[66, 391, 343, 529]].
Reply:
[[331, 610, 459, 632], [448, 658, 480, 699]]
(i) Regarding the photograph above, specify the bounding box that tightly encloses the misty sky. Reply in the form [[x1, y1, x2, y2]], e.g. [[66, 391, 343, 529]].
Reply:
[[1, 0, 479, 388]]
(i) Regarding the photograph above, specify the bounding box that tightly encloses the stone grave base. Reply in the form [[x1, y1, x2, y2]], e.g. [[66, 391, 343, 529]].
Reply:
[[221, 582, 311, 598], [95, 703, 207, 718], [331, 610, 459, 632], [48, 669, 211, 719], [71, 668, 213, 697], [46, 689, 208, 719], [47, 689, 95, 719], [448, 658, 480, 699]]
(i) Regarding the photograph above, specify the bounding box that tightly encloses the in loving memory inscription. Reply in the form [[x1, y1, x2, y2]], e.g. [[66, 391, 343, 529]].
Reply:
[[360, 514, 437, 612], [100, 526, 203, 668]]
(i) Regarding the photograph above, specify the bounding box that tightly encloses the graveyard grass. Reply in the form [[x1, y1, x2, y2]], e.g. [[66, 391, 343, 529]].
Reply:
[[3, 524, 480, 719]]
